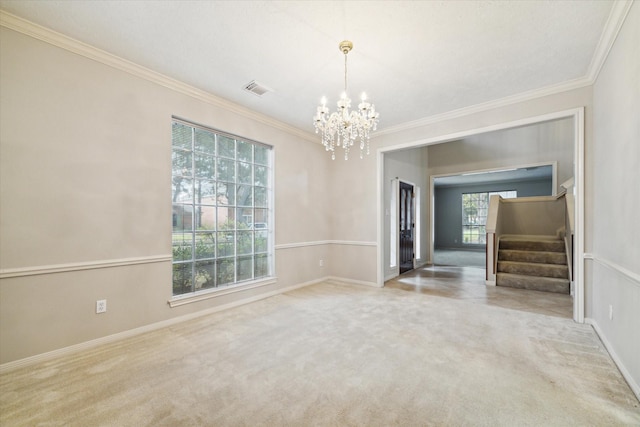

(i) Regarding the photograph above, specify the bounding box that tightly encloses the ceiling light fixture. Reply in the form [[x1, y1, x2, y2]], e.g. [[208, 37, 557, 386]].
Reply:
[[313, 40, 380, 160]]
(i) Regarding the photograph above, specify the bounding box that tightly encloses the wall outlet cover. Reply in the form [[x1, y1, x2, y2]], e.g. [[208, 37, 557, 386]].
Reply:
[[96, 299, 107, 314]]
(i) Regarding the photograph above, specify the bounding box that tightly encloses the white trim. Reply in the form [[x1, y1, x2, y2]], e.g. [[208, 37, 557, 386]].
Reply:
[[560, 177, 575, 190], [574, 108, 585, 323], [328, 240, 377, 247], [389, 178, 399, 269], [327, 276, 381, 288], [498, 194, 564, 204], [0, 11, 317, 144], [415, 186, 421, 261], [0, 255, 172, 279], [0, 277, 324, 374], [377, 109, 582, 154], [377, 150, 385, 286], [430, 175, 436, 269], [585, 318, 640, 402], [586, 0, 635, 83], [275, 241, 328, 250], [168, 277, 278, 307], [275, 240, 376, 250], [584, 254, 640, 287]]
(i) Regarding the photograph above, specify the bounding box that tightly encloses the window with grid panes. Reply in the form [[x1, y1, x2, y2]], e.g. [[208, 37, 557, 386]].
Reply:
[[462, 190, 516, 244], [171, 119, 272, 296]]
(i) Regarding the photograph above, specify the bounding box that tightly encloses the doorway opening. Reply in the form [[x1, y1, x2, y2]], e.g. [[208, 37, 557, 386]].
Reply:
[[377, 108, 584, 323], [432, 164, 554, 268]]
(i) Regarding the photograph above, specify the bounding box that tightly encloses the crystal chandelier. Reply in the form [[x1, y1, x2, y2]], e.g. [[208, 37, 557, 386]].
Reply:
[[313, 40, 380, 160]]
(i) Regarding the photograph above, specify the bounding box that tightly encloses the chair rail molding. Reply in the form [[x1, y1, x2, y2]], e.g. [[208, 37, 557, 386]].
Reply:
[[275, 240, 376, 250], [583, 253, 640, 287], [0, 255, 172, 279]]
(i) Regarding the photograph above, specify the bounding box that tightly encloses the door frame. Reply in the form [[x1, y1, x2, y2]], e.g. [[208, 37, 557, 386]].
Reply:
[[376, 107, 585, 323]]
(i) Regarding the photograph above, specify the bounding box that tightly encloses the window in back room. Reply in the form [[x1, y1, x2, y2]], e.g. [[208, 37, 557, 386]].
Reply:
[[462, 190, 517, 244]]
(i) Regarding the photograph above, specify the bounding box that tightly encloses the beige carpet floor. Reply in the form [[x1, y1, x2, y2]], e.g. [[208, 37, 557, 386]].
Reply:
[[1, 281, 639, 426]]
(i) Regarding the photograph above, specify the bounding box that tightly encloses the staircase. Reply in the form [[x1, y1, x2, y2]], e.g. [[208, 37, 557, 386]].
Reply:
[[496, 236, 570, 294]]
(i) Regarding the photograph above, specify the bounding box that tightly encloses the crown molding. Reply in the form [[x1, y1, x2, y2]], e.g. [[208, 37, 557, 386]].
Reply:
[[586, 0, 634, 82], [2, 2, 633, 141], [374, 0, 634, 138], [0, 10, 318, 144], [374, 76, 593, 137]]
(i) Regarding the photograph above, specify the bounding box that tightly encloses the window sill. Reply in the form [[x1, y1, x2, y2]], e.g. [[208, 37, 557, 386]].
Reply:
[[168, 277, 277, 308]]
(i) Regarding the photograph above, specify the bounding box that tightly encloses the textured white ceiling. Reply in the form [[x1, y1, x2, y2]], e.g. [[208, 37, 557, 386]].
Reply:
[[0, 1, 615, 133]]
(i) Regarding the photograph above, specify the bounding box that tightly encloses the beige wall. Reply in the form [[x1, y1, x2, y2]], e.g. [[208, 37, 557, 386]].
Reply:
[[2, 7, 638, 398], [0, 27, 332, 363], [326, 145, 379, 285], [498, 197, 565, 236], [589, 2, 640, 395]]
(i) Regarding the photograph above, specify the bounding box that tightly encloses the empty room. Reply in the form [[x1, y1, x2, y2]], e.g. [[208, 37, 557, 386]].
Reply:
[[1, 1, 638, 425]]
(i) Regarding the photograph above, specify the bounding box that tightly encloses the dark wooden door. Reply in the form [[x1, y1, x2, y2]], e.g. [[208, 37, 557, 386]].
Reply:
[[399, 182, 414, 274]]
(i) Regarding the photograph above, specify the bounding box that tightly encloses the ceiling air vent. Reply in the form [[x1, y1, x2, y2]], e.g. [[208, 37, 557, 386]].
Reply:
[[243, 80, 273, 97]]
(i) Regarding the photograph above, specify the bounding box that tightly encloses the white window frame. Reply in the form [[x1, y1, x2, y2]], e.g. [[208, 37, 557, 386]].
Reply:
[[169, 118, 274, 306]]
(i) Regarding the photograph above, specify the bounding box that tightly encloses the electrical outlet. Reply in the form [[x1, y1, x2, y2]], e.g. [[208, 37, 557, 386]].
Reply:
[[609, 304, 613, 320], [96, 299, 107, 314], [319, 259, 324, 267]]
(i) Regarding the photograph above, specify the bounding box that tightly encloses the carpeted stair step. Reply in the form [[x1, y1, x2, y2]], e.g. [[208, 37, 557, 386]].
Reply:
[[499, 237, 565, 253], [497, 260, 568, 279], [498, 249, 567, 265], [497, 273, 570, 294]]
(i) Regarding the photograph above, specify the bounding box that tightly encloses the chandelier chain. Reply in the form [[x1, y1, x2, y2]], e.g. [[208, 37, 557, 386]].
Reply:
[[344, 52, 348, 93]]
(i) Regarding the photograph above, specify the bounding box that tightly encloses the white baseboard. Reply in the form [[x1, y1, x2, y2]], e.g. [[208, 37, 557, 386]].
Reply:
[[326, 276, 382, 288], [0, 278, 323, 374], [585, 318, 640, 402], [485, 280, 496, 286]]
